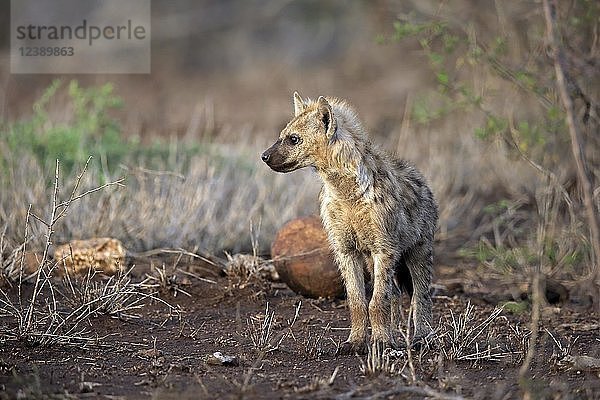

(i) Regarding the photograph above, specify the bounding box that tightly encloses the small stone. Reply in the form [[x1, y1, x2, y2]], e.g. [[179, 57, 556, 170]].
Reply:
[[79, 381, 100, 393], [137, 348, 162, 358], [205, 351, 238, 366]]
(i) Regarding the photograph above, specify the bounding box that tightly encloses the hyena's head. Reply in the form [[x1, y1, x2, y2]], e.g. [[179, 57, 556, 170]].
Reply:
[[261, 92, 337, 173]]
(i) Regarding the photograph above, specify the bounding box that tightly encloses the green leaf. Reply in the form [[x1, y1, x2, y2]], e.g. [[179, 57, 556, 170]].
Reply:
[[501, 301, 529, 314], [442, 34, 459, 53], [474, 127, 487, 139], [428, 52, 444, 67], [547, 106, 562, 121], [436, 72, 449, 85]]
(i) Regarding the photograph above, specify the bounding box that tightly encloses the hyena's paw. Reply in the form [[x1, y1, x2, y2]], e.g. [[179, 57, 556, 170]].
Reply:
[[337, 340, 367, 355]]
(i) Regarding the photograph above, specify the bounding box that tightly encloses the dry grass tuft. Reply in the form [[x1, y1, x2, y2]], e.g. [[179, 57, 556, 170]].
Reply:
[[359, 343, 405, 377], [224, 253, 278, 288], [247, 301, 301, 354], [301, 325, 335, 360], [62, 267, 174, 319], [139, 263, 195, 298], [436, 301, 529, 364]]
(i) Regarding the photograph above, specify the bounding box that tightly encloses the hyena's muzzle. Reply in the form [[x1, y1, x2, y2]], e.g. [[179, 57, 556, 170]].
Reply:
[[261, 140, 299, 173]]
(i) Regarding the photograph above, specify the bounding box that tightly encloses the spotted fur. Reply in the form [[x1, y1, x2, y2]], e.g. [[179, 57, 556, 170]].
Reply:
[[262, 93, 438, 352]]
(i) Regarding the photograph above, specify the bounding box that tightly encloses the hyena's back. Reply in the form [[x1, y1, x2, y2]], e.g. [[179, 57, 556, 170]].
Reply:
[[387, 157, 437, 301]]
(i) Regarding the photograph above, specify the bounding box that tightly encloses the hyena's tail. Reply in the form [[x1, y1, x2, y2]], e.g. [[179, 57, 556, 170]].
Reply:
[[395, 255, 413, 297]]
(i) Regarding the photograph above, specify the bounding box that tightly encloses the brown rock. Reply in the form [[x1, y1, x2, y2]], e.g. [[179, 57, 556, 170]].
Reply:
[[53, 237, 126, 276], [271, 216, 343, 298]]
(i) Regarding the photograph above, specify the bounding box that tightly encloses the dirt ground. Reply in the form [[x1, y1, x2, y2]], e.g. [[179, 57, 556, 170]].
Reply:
[[1, 254, 599, 400]]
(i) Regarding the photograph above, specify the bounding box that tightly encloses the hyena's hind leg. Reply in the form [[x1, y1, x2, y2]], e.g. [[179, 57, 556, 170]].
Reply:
[[404, 240, 434, 343], [336, 250, 369, 354]]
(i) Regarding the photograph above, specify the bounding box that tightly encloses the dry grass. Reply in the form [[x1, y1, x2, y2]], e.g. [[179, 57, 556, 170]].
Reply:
[[0, 145, 319, 256], [139, 263, 196, 298], [61, 267, 175, 319], [247, 301, 301, 353], [301, 324, 335, 360], [359, 342, 405, 377], [437, 301, 526, 363], [0, 159, 175, 347]]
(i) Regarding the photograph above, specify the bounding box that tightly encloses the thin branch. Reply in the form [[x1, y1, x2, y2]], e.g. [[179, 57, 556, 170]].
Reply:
[[55, 178, 125, 217], [54, 156, 92, 218], [25, 159, 60, 332], [18, 204, 32, 307], [28, 212, 50, 228], [131, 247, 222, 268]]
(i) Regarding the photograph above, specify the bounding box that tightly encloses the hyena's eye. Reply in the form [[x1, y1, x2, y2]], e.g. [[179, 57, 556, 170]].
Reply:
[[288, 134, 301, 145]]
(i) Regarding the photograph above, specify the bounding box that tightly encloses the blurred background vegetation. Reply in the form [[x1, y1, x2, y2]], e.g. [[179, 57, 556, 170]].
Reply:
[[0, 0, 598, 283]]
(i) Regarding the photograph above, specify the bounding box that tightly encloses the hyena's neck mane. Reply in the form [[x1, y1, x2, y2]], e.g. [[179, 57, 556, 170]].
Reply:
[[317, 98, 375, 200]]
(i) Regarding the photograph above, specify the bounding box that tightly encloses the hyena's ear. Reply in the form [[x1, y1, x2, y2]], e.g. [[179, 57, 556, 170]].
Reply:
[[293, 91, 306, 116], [316, 96, 337, 139]]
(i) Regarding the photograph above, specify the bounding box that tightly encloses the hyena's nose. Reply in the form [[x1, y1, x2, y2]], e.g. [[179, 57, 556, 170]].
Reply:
[[261, 152, 270, 163]]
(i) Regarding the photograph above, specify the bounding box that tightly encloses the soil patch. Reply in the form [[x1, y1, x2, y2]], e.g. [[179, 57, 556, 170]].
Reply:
[[1, 255, 599, 399]]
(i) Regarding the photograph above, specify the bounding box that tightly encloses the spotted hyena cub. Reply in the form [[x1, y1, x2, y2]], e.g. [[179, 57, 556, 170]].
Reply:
[[261, 93, 438, 353]]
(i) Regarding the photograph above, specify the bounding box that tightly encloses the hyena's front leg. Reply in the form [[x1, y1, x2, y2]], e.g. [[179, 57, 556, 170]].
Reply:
[[336, 250, 368, 354], [405, 242, 434, 342], [369, 253, 397, 349]]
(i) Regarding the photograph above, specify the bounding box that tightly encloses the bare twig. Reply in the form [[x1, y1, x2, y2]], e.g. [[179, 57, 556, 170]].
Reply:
[[131, 248, 222, 268], [54, 156, 125, 219], [24, 160, 60, 333]]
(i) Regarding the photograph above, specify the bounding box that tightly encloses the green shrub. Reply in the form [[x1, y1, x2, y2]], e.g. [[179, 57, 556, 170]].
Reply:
[[2, 80, 128, 174], [0, 80, 207, 177]]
